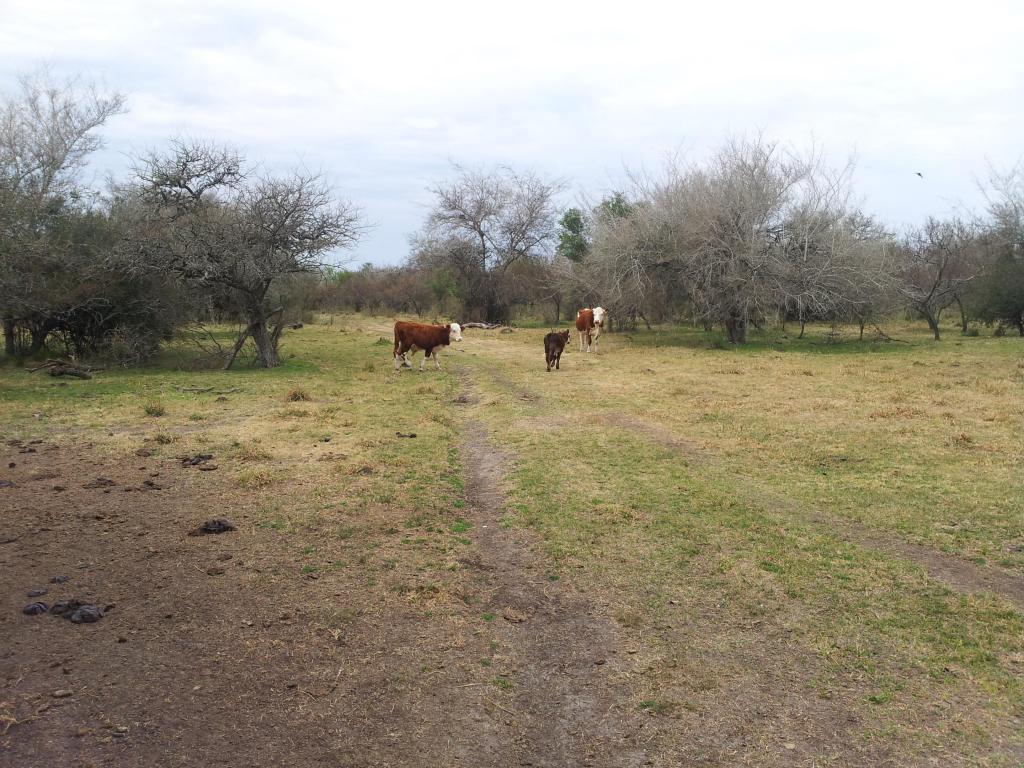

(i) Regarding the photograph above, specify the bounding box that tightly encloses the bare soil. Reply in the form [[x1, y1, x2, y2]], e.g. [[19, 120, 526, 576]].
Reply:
[[1, 414, 652, 767], [453, 418, 652, 767]]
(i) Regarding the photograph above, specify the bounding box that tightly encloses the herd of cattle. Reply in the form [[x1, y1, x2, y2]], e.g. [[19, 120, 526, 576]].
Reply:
[[392, 307, 607, 372]]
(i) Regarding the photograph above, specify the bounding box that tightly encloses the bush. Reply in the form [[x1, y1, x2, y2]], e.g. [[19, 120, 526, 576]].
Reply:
[[143, 402, 166, 417]]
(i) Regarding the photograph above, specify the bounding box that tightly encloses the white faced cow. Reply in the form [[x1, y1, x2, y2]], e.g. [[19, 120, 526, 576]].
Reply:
[[575, 307, 607, 353], [393, 320, 463, 371]]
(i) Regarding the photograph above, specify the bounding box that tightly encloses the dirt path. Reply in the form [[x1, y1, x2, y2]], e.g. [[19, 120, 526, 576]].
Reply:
[[604, 413, 1024, 611], [453, 380, 652, 767]]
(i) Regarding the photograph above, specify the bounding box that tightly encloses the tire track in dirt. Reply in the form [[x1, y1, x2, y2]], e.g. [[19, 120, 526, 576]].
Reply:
[[454, 378, 652, 768], [603, 413, 1024, 611]]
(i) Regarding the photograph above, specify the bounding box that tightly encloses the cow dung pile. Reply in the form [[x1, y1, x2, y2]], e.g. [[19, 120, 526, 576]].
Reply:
[[189, 518, 236, 536], [22, 599, 106, 623]]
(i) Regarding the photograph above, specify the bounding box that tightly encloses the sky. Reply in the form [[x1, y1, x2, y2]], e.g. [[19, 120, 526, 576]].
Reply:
[[2, 0, 1023, 266]]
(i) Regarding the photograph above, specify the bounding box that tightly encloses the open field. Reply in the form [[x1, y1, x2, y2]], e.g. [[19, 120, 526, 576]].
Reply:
[[1, 317, 1022, 767]]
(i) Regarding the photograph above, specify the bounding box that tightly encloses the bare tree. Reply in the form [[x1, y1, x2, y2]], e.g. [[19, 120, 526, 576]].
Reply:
[[413, 165, 563, 322], [129, 139, 363, 367], [566, 139, 890, 342], [971, 163, 1024, 334], [898, 217, 979, 340]]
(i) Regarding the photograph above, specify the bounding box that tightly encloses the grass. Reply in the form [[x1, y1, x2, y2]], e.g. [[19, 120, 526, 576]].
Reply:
[[1, 314, 1021, 764], [451, 317, 1024, 762]]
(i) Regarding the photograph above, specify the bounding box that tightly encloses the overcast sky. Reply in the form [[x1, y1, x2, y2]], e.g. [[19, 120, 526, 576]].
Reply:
[[2, 0, 1022, 266]]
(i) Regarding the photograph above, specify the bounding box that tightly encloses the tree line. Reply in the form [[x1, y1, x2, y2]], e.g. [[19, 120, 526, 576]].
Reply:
[[2, 70, 1023, 370], [0, 72, 362, 367], [332, 142, 1024, 343]]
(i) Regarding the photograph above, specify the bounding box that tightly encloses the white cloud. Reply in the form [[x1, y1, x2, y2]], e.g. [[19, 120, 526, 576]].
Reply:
[[2, 0, 1022, 263]]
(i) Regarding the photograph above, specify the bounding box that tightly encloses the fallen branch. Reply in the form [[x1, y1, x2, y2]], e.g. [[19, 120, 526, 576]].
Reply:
[[173, 386, 241, 395], [47, 365, 91, 379], [871, 326, 911, 344], [29, 359, 100, 372], [27, 360, 97, 379], [461, 322, 505, 330]]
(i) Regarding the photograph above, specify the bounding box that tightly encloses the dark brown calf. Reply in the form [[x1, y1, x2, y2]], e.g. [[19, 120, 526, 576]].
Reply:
[[544, 329, 570, 371]]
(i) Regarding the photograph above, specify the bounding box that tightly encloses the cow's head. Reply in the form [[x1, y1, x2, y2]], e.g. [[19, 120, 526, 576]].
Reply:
[[449, 322, 463, 342], [592, 307, 607, 327], [560, 329, 571, 344]]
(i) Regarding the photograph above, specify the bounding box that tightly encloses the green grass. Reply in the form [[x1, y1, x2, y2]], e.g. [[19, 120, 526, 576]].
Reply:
[[2, 314, 1021, 764], [452, 316, 1024, 762]]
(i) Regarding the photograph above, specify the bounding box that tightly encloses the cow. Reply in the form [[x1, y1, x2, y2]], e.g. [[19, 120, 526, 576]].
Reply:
[[544, 329, 571, 372], [393, 320, 463, 371], [575, 307, 607, 353]]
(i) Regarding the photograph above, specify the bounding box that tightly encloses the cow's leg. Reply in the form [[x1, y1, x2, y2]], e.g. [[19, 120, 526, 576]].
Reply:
[[555, 352, 560, 370], [593, 328, 600, 354], [433, 350, 442, 370], [420, 347, 432, 371], [579, 331, 585, 353], [546, 353, 552, 372]]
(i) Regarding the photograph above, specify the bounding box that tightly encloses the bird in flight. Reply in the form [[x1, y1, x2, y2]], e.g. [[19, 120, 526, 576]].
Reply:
[[915, 172, 924, 178]]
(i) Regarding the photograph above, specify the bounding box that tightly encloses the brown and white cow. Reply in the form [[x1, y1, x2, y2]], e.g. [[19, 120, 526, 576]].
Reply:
[[575, 307, 607, 353], [393, 320, 463, 371], [544, 329, 570, 372]]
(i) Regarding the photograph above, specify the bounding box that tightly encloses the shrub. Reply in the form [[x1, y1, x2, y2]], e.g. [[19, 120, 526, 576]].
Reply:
[[284, 388, 310, 402]]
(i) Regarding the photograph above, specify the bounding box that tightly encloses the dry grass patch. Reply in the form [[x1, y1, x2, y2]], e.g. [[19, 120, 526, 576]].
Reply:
[[231, 441, 274, 462], [235, 466, 279, 489], [276, 406, 311, 418], [454, 321, 1024, 764], [143, 401, 166, 417]]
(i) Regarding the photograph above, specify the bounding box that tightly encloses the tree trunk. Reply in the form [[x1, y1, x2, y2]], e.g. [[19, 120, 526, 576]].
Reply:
[[3, 318, 14, 356], [1015, 316, 1024, 337], [250, 314, 280, 368], [955, 296, 968, 335], [223, 326, 252, 370], [724, 312, 747, 344], [924, 312, 941, 340], [859, 320, 865, 341], [223, 305, 284, 370], [798, 319, 806, 339], [27, 320, 54, 355]]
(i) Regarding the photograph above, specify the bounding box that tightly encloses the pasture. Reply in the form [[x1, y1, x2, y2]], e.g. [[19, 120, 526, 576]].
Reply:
[[1, 318, 1022, 767]]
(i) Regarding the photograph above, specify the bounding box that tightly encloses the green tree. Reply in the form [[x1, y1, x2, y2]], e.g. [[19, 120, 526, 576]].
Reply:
[[556, 207, 587, 262], [0, 70, 126, 355]]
